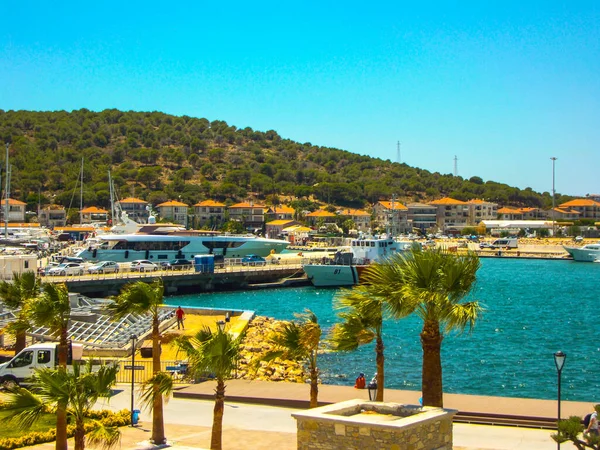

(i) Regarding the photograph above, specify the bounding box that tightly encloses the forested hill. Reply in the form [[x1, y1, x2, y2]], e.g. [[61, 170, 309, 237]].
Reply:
[[0, 109, 569, 212]]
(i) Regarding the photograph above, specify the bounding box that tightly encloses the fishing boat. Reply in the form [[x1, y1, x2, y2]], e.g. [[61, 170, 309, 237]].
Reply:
[[76, 224, 289, 262], [303, 236, 416, 287], [563, 243, 600, 262]]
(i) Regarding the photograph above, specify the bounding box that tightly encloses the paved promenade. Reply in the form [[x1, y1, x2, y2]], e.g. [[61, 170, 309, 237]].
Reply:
[[175, 378, 591, 420]]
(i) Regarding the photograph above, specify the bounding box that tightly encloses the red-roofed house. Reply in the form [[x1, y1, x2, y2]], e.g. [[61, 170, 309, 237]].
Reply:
[[80, 206, 108, 224], [266, 205, 296, 221], [305, 209, 336, 227], [429, 197, 469, 231], [552, 207, 581, 221], [229, 202, 266, 230], [558, 199, 600, 219], [194, 200, 226, 227], [156, 200, 189, 226], [1, 198, 27, 223], [338, 208, 371, 232], [117, 197, 149, 223], [497, 207, 523, 221], [372, 200, 409, 234]]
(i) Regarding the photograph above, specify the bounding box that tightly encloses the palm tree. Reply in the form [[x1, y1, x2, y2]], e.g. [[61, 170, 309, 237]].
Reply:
[[1, 361, 120, 450], [329, 286, 386, 401], [176, 325, 244, 450], [105, 279, 167, 444], [258, 310, 321, 408], [366, 247, 482, 407], [0, 271, 39, 353], [28, 282, 71, 450]]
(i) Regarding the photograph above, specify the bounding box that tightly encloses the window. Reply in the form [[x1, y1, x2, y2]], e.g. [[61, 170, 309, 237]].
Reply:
[[10, 350, 33, 368], [37, 350, 51, 364]]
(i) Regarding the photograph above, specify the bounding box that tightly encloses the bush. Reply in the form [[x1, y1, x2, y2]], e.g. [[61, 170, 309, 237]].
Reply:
[[0, 409, 130, 450]]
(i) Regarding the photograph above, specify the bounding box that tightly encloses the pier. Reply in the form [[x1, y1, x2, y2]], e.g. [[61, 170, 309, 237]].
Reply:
[[42, 263, 307, 297]]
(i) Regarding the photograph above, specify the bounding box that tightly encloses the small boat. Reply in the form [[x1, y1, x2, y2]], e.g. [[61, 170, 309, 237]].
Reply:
[[563, 243, 600, 262], [303, 236, 416, 287]]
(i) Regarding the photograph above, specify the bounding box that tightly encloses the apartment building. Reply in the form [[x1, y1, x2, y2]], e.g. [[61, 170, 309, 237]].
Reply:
[[117, 197, 149, 224], [38, 204, 66, 228], [372, 201, 409, 235], [338, 208, 371, 233], [468, 199, 498, 225], [1, 198, 26, 223], [558, 199, 600, 219], [156, 200, 189, 226], [228, 202, 266, 230], [406, 203, 437, 232], [429, 197, 469, 231], [194, 200, 226, 227], [80, 206, 108, 224]]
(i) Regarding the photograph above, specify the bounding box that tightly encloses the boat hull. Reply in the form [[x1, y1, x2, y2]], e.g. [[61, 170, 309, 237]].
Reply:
[[563, 246, 600, 262], [303, 264, 366, 287]]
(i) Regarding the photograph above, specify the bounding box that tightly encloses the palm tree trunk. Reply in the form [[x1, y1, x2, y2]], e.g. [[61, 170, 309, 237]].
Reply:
[[74, 420, 85, 450], [420, 320, 443, 407], [55, 328, 69, 450], [211, 378, 225, 450], [309, 353, 319, 408], [375, 334, 385, 402], [14, 330, 27, 354], [151, 314, 166, 444]]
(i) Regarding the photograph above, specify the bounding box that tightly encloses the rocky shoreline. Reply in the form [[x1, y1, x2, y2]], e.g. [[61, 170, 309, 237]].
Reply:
[[236, 316, 305, 383]]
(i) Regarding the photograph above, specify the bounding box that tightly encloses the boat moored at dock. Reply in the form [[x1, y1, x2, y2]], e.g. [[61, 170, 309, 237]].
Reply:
[[563, 243, 600, 262]]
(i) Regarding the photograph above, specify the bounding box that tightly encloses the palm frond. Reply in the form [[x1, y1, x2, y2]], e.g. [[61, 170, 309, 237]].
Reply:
[[443, 301, 485, 334], [0, 387, 46, 431], [29, 283, 70, 333], [329, 320, 375, 351], [139, 372, 174, 410], [105, 280, 163, 318], [86, 420, 121, 450]]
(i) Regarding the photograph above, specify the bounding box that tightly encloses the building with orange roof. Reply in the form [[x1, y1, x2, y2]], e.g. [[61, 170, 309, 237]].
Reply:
[[1, 198, 27, 223], [428, 197, 469, 231], [338, 208, 372, 232], [156, 200, 189, 226], [38, 204, 66, 228], [552, 207, 581, 221], [497, 207, 523, 221], [266, 204, 296, 222], [372, 200, 409, 235], [265, 219, 300, 238], [193, 200, 227, 227], [558, 199, 600, 219], [228, 201, 267, 230], [305, 209, 336, 227], [80, 206, 109, 224], [117, 197, 149, 223]]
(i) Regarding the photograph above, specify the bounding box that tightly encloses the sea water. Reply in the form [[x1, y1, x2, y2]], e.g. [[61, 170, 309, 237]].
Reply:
[[165, 258, 600, 402]]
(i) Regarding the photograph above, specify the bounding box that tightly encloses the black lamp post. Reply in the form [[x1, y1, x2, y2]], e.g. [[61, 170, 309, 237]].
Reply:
[[554, 350, 566, 449], [368, 382, 377, 401], [130, 334, 137, 426]]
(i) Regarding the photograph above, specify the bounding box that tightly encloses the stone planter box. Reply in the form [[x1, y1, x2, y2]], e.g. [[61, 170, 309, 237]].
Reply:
[[292, 399, 456, 450]]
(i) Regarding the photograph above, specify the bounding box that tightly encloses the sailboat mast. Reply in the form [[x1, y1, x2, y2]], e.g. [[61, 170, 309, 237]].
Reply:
[[108, 170, 115, 225], [4, 143, 9, 239], [79, 157, 84, 225]]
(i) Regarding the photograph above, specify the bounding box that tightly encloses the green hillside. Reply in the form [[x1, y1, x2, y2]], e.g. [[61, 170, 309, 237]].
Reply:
[[0, 109, 570, 213]]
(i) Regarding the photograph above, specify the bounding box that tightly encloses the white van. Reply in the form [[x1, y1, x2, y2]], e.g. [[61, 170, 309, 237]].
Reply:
[[491, 238, 518, 249], [0, 342, 97, 387]]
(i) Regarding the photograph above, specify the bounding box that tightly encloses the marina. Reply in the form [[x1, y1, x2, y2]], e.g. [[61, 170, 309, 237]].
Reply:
[[163, 257, 600, 403]]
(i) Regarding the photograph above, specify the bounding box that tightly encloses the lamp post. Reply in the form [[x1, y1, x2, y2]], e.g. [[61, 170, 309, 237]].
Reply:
[[368, 382, 377, 401], [554, 350, 566, 449], [130, 334, 137, 426], [551, 157, 557, 237]]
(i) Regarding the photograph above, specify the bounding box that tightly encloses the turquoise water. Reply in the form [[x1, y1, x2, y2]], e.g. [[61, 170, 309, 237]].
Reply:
[[165, 258, 600, 402]]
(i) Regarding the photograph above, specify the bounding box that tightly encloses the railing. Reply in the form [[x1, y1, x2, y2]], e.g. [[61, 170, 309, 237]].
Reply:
[[115, 359, 190, 384]]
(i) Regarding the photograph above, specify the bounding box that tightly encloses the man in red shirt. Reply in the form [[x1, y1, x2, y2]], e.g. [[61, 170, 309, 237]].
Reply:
[[176, 306, 185, 330]]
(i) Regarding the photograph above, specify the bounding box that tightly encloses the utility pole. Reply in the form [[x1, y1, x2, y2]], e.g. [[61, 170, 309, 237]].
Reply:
[[4, 143, 9, 239], [79, 157, 84, 225], [551, 157, 557, 236], [454, 155, 458, 177], [397, 141, 401, 164]]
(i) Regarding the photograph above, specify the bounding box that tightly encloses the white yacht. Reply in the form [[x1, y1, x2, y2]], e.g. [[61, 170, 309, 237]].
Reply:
[[76, 224, 289, 262], [303, 236, 416, 287], [563, 243, 600, 262]]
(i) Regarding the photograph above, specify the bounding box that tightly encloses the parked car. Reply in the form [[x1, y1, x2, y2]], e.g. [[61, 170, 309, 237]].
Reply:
[[479, 242, 495, 249], [241, 254, 267, 266], [129, 260, 159, 272], [161, 259, 192, 270], [47, 263, 85, 276], [88, 261, 120, 274]]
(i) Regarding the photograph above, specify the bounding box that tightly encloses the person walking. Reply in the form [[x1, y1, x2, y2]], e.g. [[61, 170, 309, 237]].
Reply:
[[586, 405, 600, 439], [176, 306, 185, 330]]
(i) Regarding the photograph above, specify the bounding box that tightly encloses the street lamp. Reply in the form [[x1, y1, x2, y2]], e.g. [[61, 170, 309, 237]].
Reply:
[[130, 334, 137, 427], [554, 350, 566, 449], [551, 157, 557, 236]]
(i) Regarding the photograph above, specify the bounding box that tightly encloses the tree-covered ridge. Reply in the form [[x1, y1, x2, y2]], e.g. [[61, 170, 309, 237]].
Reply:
[[0, 109, 570, 212]]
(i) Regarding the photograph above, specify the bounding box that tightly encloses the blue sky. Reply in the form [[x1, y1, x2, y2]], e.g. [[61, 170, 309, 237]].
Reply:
[[1, 1, 599, 197]]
